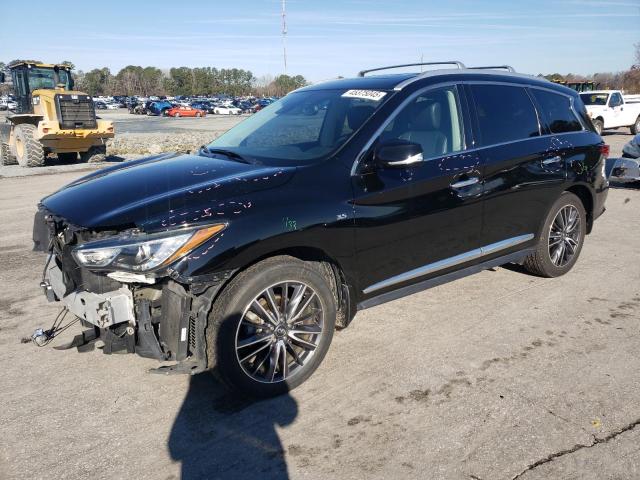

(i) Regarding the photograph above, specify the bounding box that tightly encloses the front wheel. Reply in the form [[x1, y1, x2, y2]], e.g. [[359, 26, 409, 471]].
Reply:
[[80, 145, 107, 163], [174, 112, 180, 118], [523, 192, 586, 277], [206, 256, 336, 397]]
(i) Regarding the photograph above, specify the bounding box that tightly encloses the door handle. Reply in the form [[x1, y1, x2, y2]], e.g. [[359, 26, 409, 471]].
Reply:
[[542, 156, 562, 166], [450, 177, 480, 189]]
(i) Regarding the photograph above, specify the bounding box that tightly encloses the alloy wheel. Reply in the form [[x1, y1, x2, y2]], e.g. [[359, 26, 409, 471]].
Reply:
[[235, 281, 324, 383], [548, 205, 581, 267]]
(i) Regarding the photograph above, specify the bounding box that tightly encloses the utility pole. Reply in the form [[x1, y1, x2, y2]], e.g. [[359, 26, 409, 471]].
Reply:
[[282, 0, 288, 75]]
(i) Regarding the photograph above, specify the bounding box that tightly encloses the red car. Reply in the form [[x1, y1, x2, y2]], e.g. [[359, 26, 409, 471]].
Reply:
[[166, 106, 206, 118]]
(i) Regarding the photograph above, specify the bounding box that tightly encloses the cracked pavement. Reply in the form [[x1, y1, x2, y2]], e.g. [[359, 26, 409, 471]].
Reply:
[[0, 132, 639, 479]]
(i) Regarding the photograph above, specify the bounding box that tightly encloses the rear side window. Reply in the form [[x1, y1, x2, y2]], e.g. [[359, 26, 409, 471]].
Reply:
[[470, 84, 540, 146], [531, 89, 582, 133]]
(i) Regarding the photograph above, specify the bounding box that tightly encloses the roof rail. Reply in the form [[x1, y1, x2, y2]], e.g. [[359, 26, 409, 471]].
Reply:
[[358, 61, 466, 77], [468, 65, 516, 73]]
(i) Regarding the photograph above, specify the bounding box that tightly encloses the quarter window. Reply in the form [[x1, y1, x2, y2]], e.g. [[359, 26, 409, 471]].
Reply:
[[378, 85, 464, 159], [531, 89, 582, 134], [470, 84, 540, 146]]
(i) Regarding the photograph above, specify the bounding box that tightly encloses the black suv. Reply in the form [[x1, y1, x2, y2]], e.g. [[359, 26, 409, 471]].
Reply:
[[33, 62, 608, 397]]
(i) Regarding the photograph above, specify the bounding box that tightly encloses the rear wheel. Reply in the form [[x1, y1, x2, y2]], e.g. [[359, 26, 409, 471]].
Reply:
[[206, 256, 336, 398], [195, 112, 201, 118], [631, 116, 640, 135], [175, 112, 181, 118], [523, 192, 586, 278], [80, 145, 106, 163], [593, 118, 604, 136], [13, 124, 45, 167]]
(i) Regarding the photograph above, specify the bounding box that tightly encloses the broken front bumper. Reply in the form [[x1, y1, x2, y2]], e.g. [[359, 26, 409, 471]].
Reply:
[[44, 262, 134, 328]]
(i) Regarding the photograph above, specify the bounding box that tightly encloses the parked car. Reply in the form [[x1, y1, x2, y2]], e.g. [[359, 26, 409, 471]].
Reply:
[[579, 90, 640, 135], [147, 100, 173, 116], [32, 62, 608, 398], [214, 105, 241, 115], [166, 105, 206, 117], [606, 134, 640, 184], [7, 100, 18, 111], [94, 101, 107, 110], [104, 103, 120, 110], [191, 101, 216, 114]]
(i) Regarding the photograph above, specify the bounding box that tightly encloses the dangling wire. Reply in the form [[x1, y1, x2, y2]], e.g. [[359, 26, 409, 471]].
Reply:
[[32, 307, 79, 347]]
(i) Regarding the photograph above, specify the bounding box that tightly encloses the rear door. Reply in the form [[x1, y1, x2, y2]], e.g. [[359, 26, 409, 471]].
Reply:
[[467, 83, 561, 249]]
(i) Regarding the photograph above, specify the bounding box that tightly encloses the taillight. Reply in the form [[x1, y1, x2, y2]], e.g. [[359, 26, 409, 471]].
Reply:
[[600, 144, 610, 158]]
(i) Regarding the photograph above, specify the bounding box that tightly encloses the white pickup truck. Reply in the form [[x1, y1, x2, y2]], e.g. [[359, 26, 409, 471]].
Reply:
[[579, 90, 640, 135]]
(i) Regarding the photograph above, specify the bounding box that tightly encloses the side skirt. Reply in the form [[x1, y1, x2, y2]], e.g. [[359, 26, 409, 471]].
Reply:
[[357, 248, 534, 310]]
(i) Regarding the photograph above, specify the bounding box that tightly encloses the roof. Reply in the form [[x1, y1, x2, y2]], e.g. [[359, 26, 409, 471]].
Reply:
[[8, 62, 71, 70], [299, 68, 565, 93]]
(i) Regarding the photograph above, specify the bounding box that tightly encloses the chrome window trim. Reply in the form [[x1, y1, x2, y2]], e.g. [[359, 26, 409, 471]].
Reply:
[[363, 234, 534, 294], [350, 80, 463, 176]]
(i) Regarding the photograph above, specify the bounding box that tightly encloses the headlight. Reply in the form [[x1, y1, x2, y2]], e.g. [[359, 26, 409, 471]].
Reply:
[[72, 224, 226, 272]]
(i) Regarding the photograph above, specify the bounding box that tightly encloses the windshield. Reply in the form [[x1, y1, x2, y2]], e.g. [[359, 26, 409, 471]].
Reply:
[[207, 88, 390, 164], [580, 93, 608, 106], [28, 68, 71, 90]]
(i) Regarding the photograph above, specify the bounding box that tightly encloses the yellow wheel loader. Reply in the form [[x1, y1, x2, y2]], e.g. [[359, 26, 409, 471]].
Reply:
[[0, 62, 114, 167]]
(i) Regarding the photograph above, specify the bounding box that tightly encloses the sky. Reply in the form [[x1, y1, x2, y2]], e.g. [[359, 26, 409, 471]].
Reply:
[[0, 0, 638, 82]]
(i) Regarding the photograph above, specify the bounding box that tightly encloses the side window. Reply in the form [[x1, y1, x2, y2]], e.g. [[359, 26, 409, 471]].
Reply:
[[530, 89, 582, 133], [609, 93, 623, 107], [379, 85, 464, 159], [470, 84, 539, 146]]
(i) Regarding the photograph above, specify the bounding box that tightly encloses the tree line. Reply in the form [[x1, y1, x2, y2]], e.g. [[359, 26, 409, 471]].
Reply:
[[75, 65, 308, 97], [0, 60, 308, 97]]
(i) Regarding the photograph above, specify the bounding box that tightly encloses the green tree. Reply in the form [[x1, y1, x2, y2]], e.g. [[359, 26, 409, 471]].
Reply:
[[272, 74, 307, 96], [78, 67, 112, 95], [61, 60, 75, 71], [169, 67, 194, 96]]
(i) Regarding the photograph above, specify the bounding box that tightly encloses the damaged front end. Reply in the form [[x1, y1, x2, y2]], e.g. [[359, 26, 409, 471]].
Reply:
[[33, 206, 230, 374]]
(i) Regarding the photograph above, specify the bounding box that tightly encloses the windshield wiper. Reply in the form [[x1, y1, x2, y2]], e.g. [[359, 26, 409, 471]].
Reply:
[[198, 146, 252, 164]]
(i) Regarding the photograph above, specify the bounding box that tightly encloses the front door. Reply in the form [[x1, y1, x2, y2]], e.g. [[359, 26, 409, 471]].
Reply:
[[352, 84, 484, 297]]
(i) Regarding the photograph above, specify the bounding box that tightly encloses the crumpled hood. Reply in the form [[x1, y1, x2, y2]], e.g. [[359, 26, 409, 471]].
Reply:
[[42, 152, 294, 230]]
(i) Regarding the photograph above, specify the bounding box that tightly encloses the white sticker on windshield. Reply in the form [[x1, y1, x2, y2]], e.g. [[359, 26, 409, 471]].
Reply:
[[341, 89, 387, 101]]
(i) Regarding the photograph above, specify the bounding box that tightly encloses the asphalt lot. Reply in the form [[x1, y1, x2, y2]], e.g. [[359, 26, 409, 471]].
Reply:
[[0, 126, 639, 479]]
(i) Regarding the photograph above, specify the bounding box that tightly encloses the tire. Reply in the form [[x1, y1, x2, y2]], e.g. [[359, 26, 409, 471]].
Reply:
[[206, 256, 336, 398], [196, 112, 201, 118], [523, 192, 586, 278], [1, 141, 17, 165], [631, 116, 640, 135], [57, 152, 77, 163], [80, 145, 107, 163], [13, 124, 45, 167], [593, 118, 604, 136], [175, 112, 181, 118]]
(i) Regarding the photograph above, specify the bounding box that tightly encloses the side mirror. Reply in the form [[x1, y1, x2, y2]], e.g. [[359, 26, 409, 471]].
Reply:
[[375, 140, 424, 167]]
